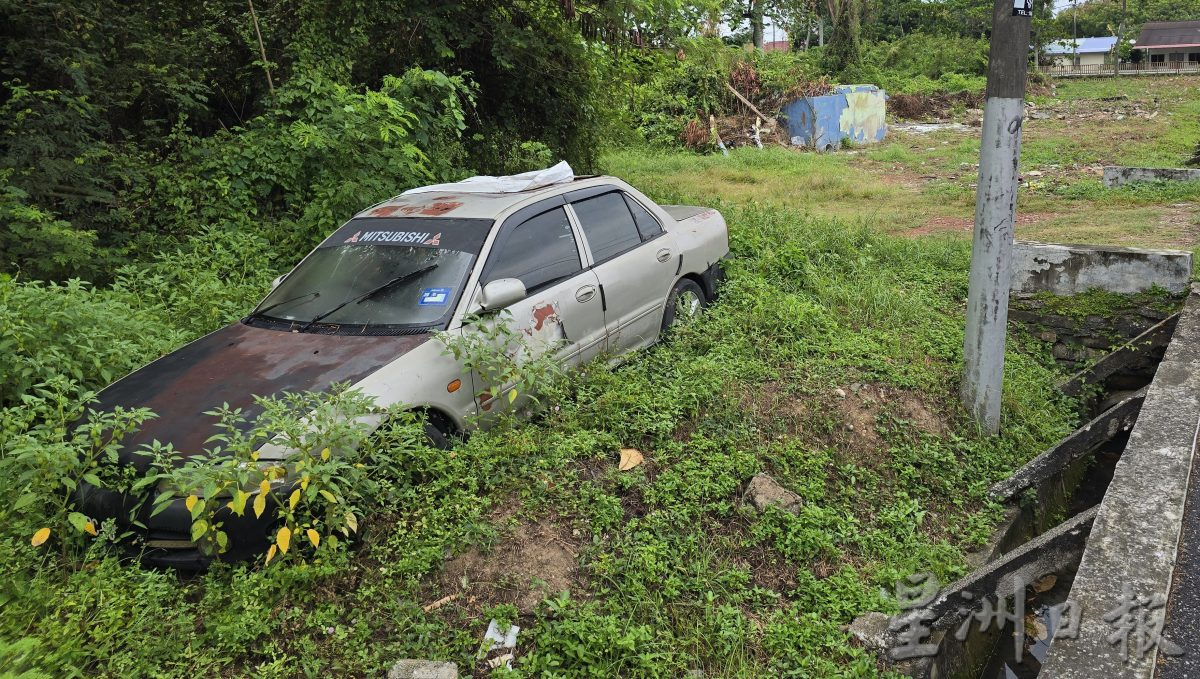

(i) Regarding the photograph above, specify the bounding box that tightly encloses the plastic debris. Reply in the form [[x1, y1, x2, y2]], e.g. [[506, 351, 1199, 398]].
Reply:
[[478, 619, 519, 670], [403, 162, 573, 195]]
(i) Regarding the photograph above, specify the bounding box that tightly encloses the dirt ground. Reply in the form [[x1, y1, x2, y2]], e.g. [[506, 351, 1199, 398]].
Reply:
[[439, 515, 581, 615]]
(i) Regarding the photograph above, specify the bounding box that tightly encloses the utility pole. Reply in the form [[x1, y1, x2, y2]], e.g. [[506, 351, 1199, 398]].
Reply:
[[961, 0, 1032, 435], [1114, 0, 1127, 75], [1072, 0, 1079, 71]]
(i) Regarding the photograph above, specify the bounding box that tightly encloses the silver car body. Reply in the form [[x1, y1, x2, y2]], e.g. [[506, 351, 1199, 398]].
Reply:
[[286, 176, 729, 436]]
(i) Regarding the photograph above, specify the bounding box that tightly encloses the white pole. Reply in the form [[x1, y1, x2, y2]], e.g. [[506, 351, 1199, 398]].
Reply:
[[962, 0, 1032, 434]]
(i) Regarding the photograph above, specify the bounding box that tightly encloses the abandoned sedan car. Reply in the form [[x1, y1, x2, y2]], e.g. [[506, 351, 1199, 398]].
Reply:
[[78, 166, 729, 567]]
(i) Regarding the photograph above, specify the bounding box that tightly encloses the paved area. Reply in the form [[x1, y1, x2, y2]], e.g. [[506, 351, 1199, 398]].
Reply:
[[1041, 286, 1200, 679], [1157, 407, 1200, 678]]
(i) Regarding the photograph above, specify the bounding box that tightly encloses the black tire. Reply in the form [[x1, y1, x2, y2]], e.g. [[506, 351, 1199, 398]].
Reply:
[[661, 278, 707, 331], [423, 418, 452, 450]]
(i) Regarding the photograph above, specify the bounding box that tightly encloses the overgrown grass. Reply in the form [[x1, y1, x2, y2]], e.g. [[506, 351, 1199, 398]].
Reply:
[[0, 162, 1077, 676]]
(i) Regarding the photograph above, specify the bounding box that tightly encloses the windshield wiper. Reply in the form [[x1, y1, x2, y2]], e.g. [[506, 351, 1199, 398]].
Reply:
[[297, 264, 440, 332], [251, 291, 320, 319]]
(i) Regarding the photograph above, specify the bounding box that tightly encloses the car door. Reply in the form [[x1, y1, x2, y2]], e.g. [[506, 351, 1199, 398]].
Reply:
[[468, 201, 606, 416], [566, 188, 678, 354]]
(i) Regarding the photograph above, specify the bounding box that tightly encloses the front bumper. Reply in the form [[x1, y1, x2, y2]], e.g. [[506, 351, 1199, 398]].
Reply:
[[76, 482, 276, 570]]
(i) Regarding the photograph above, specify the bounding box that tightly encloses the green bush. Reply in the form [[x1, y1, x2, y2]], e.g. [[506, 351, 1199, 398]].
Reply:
[[0, 277, 185, 407]]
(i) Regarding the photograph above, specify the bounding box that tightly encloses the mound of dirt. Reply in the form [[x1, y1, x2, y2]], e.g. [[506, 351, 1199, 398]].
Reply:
[[889, 91, 984, 121], [440, 518, 579, 615], [738, 381, 949, 469], [825, 383, 947, 466]]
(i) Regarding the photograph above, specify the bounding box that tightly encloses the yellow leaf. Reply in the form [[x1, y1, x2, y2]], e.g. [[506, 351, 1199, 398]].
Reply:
[[508, 389, 518, 403], [345, 511, 358, 534], [289, 489, 300, 510], [83, 521, 97, 537], [228, 489, 251, 516], [300, 475, 310, 491], [1033, 574, 1057, 593], [306, 529, 320, 548], [276, 526, 292, 554], [185, 495, 198, 512], [31, 527, 50, 547], [251, 451, 260, 461], [618, 447, 644, 471], [320, 489, 338, 504], [321, 447, 331, 461], [265, 544, 277, 564], [259, 478, 270, 495], [253, 491, 267, 519]]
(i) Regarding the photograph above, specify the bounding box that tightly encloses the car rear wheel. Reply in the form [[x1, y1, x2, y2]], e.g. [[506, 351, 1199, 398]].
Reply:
[[661, 278, 707, 331]]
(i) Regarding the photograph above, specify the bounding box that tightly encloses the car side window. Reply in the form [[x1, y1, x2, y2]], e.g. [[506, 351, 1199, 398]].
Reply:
[[571, 192, 642, 263], [486, 207, 581, 292], [623, 194, 664, 241]]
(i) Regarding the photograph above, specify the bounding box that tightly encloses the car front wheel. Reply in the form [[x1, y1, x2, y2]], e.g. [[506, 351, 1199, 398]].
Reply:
[[661, 278, 707, 331]]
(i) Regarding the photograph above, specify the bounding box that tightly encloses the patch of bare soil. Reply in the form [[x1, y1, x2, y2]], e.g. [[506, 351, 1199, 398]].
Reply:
[[737, 381, 948, 468], [1162, 202, 1200, 249], [439, 518, 580, 615], [1028, 94, 1164, 124], [825, 383, 947, 465], [903, 211, 1060, 238]]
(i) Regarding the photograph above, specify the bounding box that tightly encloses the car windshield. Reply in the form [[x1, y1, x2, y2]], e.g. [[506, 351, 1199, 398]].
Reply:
[[253, 217, 491, 328]]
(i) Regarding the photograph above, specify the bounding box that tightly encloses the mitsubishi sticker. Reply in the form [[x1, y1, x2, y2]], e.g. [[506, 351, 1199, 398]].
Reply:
[[323, 217, 490, 255]]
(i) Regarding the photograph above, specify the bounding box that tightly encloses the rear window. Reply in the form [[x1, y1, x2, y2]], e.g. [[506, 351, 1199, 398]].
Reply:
[[623, 194, 664, 241], [571, 192, 642, 263]]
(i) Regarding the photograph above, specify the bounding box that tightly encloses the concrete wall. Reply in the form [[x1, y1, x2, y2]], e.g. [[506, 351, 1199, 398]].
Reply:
[[1010, 241, 1193, 296], [1009, 292, 1176, 370], [783, 85, 887, 150], [1051, 52, 1109, 67], [1103, 166, 1200, 187]]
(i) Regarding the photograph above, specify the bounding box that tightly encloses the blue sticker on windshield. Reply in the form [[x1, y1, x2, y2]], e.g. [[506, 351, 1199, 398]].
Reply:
[[418, 287, 452, 306]]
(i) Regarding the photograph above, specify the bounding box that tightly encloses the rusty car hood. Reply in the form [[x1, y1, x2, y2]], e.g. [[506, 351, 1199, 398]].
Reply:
[[94, 322, 431, 468]]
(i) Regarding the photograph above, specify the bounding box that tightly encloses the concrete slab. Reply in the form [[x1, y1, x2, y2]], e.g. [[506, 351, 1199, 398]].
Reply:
[[1103, 166, 1200, 188], [1059, 314, 1178, 399], [1040, 287, 1200, 679], [1011, 241, 1192, 296], [989, 389, 1145, 503]]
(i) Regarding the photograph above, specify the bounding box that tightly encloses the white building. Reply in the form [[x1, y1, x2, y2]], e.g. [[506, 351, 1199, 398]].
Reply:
[[1044, 36, 1117, 68]]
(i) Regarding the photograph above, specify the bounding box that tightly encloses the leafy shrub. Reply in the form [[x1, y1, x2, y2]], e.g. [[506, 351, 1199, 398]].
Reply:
[[0, 277, 185, 406], [132, 68, 472, 259], [0, 177, 99, 281], [0, 378, 155, 554], [145, 386, 425, 563]]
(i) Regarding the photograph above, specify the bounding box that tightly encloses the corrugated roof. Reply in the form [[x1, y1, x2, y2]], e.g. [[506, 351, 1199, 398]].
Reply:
[[1044, 36, 1117, 55], [1134, 20, 1200, 49]]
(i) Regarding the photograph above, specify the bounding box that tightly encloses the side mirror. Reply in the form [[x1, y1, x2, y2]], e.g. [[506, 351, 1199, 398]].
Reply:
[[270, 273, 287, 290], [478, 278, 526, 311]]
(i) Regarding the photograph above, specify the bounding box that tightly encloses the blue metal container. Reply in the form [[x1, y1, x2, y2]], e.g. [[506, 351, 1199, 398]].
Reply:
[[783, 85, 888, 151]]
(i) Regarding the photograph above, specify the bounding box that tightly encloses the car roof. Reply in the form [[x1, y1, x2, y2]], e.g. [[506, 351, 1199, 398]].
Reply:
[[352, 175, 620, 221]]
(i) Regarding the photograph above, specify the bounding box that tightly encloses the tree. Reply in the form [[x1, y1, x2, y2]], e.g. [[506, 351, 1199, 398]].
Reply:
[[825, 0, 865, 71], [726, 0, 768, 48]]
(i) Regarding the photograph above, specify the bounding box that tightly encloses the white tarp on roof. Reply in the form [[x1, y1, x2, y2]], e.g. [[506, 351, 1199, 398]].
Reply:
[[402, 161, 574, 195]]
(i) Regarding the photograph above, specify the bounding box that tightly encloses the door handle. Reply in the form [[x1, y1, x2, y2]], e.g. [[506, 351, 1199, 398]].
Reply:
[[656, 248, 672, 262], [575, 285, 596, 303]]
